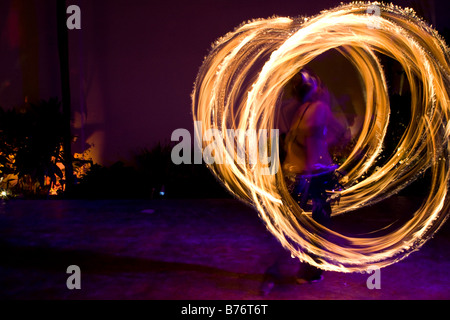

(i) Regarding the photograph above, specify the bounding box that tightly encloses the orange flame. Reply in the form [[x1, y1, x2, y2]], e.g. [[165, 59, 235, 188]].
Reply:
[[192, 2, 450, 272]]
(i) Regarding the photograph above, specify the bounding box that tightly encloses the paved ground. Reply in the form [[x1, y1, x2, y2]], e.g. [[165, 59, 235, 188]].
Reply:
[[0, 197, 449, 300]]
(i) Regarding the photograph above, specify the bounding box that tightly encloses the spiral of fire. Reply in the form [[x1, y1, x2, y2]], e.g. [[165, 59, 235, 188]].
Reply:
[[192, 2, 450, 272]]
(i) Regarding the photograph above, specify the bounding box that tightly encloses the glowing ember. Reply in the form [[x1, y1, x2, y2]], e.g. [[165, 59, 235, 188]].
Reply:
[[192, 2, 450, 272]]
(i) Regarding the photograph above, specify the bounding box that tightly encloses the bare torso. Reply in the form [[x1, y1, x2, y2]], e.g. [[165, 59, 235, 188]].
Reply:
[[283, 101, 334, 174]]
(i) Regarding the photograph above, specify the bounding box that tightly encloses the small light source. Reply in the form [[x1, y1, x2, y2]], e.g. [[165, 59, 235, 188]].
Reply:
[[1, 191, 7, 198], [159, 191, 165, 196]]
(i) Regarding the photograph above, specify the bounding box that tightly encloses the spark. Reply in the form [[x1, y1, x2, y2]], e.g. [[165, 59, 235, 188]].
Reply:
[[192, 2, 450, 272]]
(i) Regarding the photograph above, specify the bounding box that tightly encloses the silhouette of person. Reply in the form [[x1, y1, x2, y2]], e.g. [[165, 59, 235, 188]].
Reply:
[[261, 70, 349, 295]]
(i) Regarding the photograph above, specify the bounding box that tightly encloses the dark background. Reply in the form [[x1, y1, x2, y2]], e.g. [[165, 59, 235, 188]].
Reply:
[[0, 0, 448, 165]]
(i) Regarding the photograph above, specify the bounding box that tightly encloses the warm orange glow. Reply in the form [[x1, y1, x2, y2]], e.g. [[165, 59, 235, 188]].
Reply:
[[48, 148, 93, 196], [192, 3, 450, 272]]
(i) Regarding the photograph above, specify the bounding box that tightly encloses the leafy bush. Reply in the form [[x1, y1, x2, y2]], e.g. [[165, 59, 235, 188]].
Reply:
[[0, 98, 65, 197], [70, 142, 231, 199]]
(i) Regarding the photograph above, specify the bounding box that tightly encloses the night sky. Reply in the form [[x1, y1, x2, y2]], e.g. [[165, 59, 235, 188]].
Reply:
[[0, 0, 449, 164]]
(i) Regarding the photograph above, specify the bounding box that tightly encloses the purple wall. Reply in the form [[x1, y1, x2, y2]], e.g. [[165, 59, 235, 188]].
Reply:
[[0, 0, 446, 165]]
